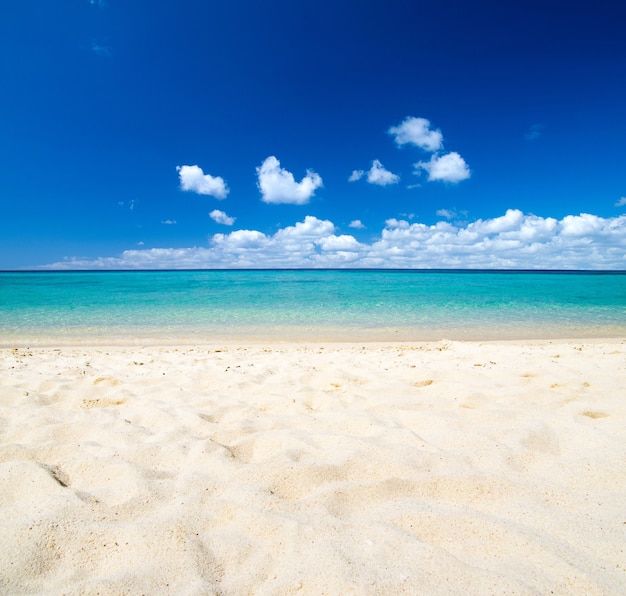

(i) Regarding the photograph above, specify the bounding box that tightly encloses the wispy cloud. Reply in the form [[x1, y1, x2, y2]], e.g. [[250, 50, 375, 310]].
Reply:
[[414, 152, 471, 183], [388, 117, 443, 152], [118, 200, 135, 210], [41, 211, 626, 270], [348, 169, 364, 182], [161, 219, 177, 225], [349, 220, 366, 229], [90, 41, 112, 57], [177, 165, 229, 199], [256, 156, 322, 205], [435, 209, 468, 225], [209, 209, 236, 226], [524, 124, 544, 141], [436, 209, 456, 219], [615, 197, 626, 207]]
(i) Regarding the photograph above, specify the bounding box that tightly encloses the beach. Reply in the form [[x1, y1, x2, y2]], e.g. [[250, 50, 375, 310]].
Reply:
[[1, 339, 625, 594]]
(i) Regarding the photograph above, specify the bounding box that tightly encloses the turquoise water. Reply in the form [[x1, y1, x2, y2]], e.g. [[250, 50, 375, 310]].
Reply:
[[1, 270, 625, 343]]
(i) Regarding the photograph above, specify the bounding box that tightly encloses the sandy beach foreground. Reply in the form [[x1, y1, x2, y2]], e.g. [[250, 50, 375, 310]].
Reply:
[[1, 340, 625, 594]]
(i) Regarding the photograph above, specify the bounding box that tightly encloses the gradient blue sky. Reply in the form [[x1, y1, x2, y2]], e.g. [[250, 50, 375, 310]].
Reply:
[[1, 0, 625, 269]]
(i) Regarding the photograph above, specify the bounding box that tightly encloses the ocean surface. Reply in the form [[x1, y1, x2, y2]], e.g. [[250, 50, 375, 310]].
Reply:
[[1, 270, 625, 344]]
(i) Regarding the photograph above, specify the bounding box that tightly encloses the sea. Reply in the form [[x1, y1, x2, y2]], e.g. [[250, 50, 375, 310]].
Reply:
[[1, 270, 625, 344]]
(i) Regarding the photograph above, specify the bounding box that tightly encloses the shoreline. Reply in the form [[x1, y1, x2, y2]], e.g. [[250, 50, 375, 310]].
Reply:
[[2, 323, 626, 348], [2, 337, 626, 352]]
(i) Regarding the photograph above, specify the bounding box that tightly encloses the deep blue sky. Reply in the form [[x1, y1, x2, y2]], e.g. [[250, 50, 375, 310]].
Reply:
[[1, 0, 625, 269]]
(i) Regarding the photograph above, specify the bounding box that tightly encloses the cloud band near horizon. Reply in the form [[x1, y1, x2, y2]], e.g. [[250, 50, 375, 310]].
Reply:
[[39, 210, 626, 270]]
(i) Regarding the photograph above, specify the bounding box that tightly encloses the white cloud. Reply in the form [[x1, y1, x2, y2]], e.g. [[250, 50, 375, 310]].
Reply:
[[209, 209, 236, 226], [317, 235, 363, 252], [469, 209, 525, 235], [256, 156, 322, 205], [436, 209, 456, 219], [387, 116, 471, 184], [615, 197, 626, 207], [560, 213, 605, 237], [366, 160, 399, 186], [41, 211, 626, 270], [161, 220, 177, 225], [414, 152, 471, 183], [177, 165, 229, 199], [349, 220, 366, 229], [212, 216, 345, 267], [274, 215, 336, 240], [213, 229, 268, 250], [388, 117, 443, 152], [349, 161, 399, 186], [384, 218, 410, 230]]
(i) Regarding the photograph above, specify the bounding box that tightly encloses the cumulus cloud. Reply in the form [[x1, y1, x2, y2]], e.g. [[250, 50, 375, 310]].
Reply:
[[559, 213, 605, 237], [414, 152, 471, 183], [349, 220, 366, 229], [387, 116, 471, 184], [615, 197, 626, 207], [317, 235, 363, 252], [211, 216, 355, 267], [213, 229, 268, 250], [369, 210, 626, 269], [436, 209, 456, 219], [349, 161, 399, 186], [177, 165, 229, 199], [40, 211, 626, 270], [470, 209, 525, 235], [388, 117, 443, 152], [366, 160, 399, 186], [209, 209, 236, 226], [256, 156, 322, 205]]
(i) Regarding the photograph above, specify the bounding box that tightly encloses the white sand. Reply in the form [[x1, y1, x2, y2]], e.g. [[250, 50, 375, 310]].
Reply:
[[1, 339, 625, 594]]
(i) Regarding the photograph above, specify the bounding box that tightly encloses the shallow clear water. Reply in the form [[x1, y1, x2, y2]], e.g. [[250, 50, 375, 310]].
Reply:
[[1, 270, 625, 343]]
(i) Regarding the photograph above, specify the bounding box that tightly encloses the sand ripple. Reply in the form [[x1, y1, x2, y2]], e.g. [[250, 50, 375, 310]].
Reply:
[[1, 341, 625, 594]]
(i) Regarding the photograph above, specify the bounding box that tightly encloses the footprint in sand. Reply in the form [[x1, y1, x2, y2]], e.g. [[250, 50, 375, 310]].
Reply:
[[411, 380, 434, 388], [93, 377, 120, 386], [581, 410, 609, 419]]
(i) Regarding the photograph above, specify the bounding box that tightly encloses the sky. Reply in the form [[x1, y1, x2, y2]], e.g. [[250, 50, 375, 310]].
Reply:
[[1, 0, 625, 269]]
